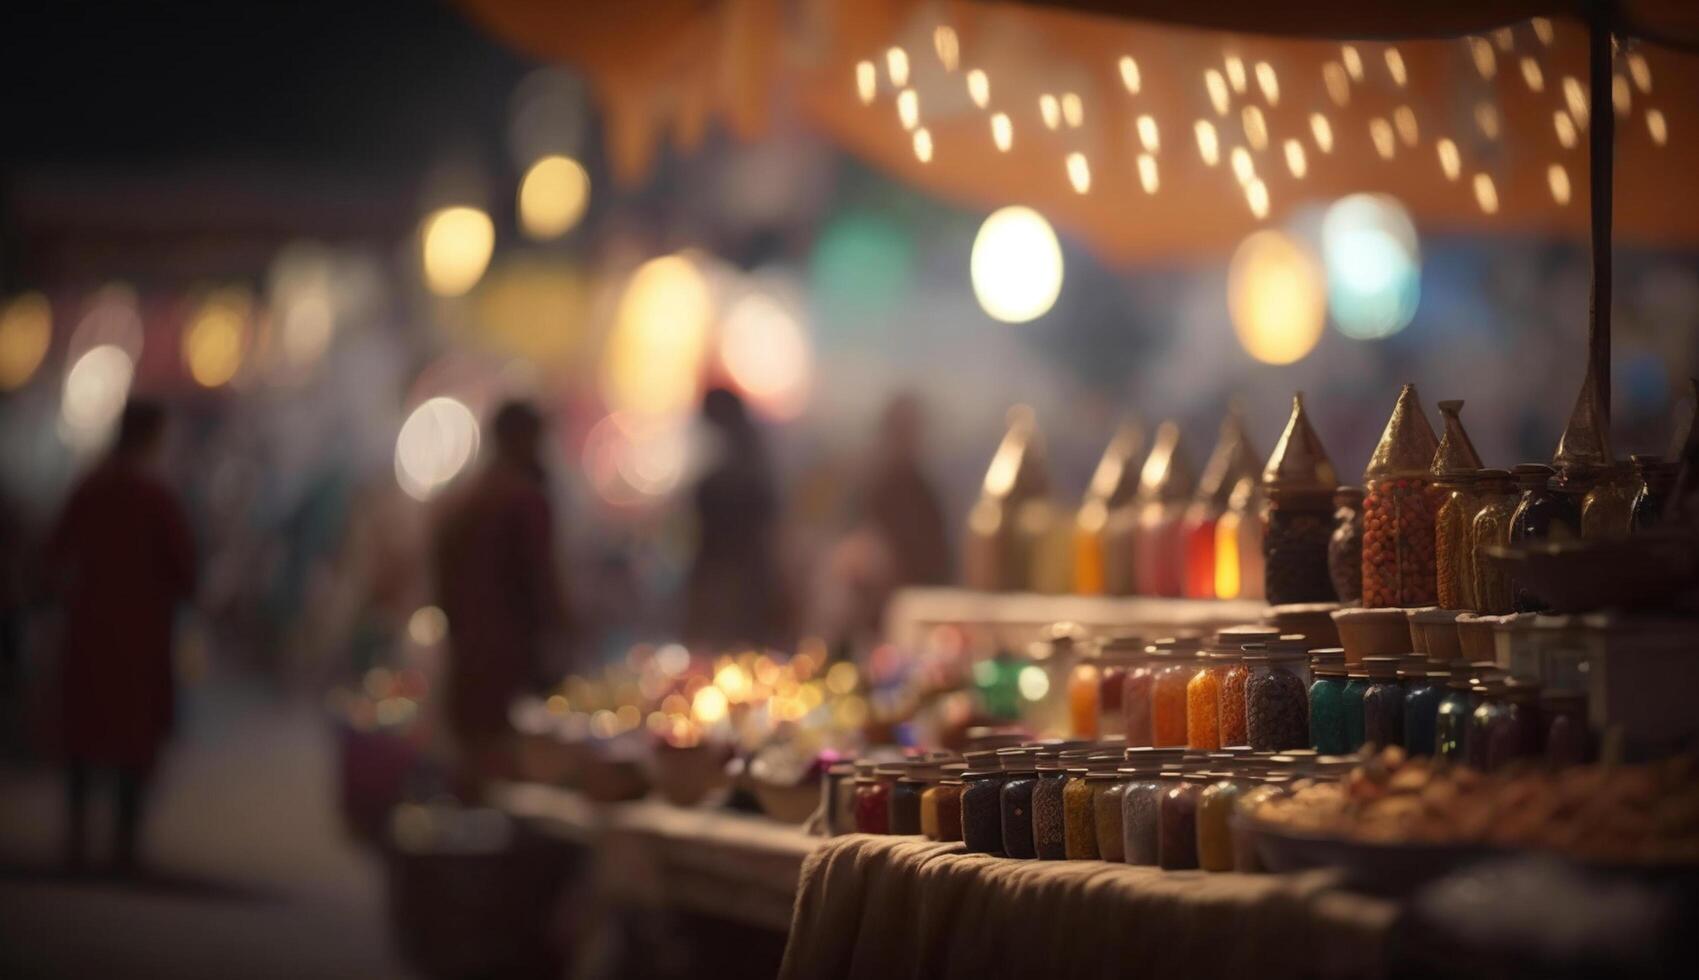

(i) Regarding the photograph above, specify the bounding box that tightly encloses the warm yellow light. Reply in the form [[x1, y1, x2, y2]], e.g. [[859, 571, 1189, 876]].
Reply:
[[1370, 117, 1395, 158], [1246, 178, 1270, 220], [1468, 37, 1496, 79], [720, 290, 811, 420], [1493, 27, 1515, 51], [1554, 110, 1578, 148], [1533, 17, 1554, 45], [886, 47, 909, 87], [1520, 57, 1545, 92], [1647, 108, 1668, 146], [967, 69, 990, 108], [1613, 74, 1631, 116], [692, 685, 729, 724], [395, 396, 480, 501], [1628, 53, 1652, 93], [991, 113, 1013, 151], [912, 127, 933, 162], [183, 289, 249, 388], [1341, 45, 1363, 81], [1473, 173, 1499, 214], [971, 206, 1064, 324], [420, 206, 494, 297], [1323, 62, 1350, 107], [603, 255, 711, 417], [933, 25, 959, 71], [1393, 106, 1418, 146], [1039, 93, 1061, 130], [1214, 512, 1242, 598], [1563, 77, 1588, 125], [1548, 164, 1571, 205], [1118, 56, 1141, 94], [1066, 153, 1090, 194], [1474, 102, 1501, 140], [408, 606, 448, 646], [1283, 139, 1307, 178], [1195, 119, 1220, 165], [1017, 665, 1050, 701], [1255, 62, 1279, 105], [1229, 230, 1324, 365], [1225, 55, 1247, 94], [1241, 105, 1268, 150], [61, 344, 134, 451], [1437, 138, 1461, 180], [1385, 47, 1407, 86], [1137, 153, 1159, 194], [1061, 92, 1083, 128], [1231, 146, 1255, 185], [517, 156, 590, 240], [1310, 113, 1334, 153], [825, 660, 859, 695], [855, 60, 877, 104], [1205, 69, 1230, 115], [897, 89, 919, 130], [0, 293, 51, 390]]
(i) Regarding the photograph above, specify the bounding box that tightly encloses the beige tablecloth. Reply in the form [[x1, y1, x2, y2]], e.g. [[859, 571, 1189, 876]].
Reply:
[[782, 835, 1397, 980]]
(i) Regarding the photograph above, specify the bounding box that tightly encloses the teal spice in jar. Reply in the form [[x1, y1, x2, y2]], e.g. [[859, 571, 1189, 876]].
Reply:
[[1341, 671, 1369, 752]]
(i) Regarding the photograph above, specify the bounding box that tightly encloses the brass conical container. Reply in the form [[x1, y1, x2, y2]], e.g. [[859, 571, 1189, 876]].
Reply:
[[1137, 420, 1193, 504], [1431, 400, 1485, 477], [1075, 419, 1145, 595], [966, 406, 1055, 592], [1132, 420, 1193, 596], [1260, 393, 1340, 604], [1263, 393, 1339, 496], [1365, 384, 1440, 480], [1553, 371, 1614, 476], [1183, 403, 1260, 598]]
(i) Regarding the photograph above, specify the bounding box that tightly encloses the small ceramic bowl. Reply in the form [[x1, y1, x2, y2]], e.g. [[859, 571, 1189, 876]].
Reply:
[[1408, 607, 1463, 662], [1330, 607, 1413, 665]]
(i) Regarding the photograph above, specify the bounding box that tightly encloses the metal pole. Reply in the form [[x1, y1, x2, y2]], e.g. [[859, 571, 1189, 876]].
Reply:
[[1588, 2, 1615, 426]]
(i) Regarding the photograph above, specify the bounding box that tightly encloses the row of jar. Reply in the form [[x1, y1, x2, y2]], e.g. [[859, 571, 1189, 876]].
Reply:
[[834, 744, 1352, 872]]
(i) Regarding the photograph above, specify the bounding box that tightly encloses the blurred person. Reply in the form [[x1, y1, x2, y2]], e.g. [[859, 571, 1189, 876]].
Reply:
[[46, 399, 196, 872], [863, 392, 951, 588], [433, 401, 571, 794], [683, 387, 787, 647]]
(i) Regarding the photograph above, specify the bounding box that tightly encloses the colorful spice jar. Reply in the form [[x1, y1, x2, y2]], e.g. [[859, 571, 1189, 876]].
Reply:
[[853, 761, 892, 834], [921, 764, 966, 841], [1097, 635, 1145, 739], [1261, 392, 1340, 605], [1542, 690, 1590, 767], [1433, 671, 1477, 762], [1184, 404, 1261, 599], [1361, 384, 1442, 608], [1218, 654, 1252, 748], [964, 406, 1057, 592], [824, 761, 858, 836], [1032, 750, 1071, 859], [1341, 669, 1370, 752], [1186, 652, 1227, 750], [1399, 661, 1449, 757], [1308, 654, 1350, 754], [1149, 643, 1194, 747], [1246, 652, 1309, 751], [1582, 461, 1637, 539], [1214, 476, 1266, 600], [1467, 469, 1519, 614], [960, 751, 1007, 854], [1468, 680, 1541, 772], [1074, 420, 1145, 595], [1067, 656, 1101, 740], [1090, 768, 1131, 862], [1328, 486, 1365, 604], [1158, 773, 1207, 870], [1121, 649, 1156, 747], [1122, 764, 1178, 866], [1431, 399, 1486, 611], [1360, 656, 1406, 749], [1132, 421, 1194, 597], [1062, 764, 1099, 860], [997, 747, 1039, 859], [1506, 463, 1565, 611], [890, 765, 927, 835], [1630, 453, 1677, 531], [1197, 774, 1244, 872]]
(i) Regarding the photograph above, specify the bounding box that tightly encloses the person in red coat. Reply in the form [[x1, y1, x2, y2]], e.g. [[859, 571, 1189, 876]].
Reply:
[[433, 401, 570, 795], [47, 399, 196, 871]]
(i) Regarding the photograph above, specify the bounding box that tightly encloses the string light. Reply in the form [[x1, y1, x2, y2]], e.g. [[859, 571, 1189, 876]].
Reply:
[[1493, 27, 1515, 51], [1323, 62, 1350, 107], [1563, 77, 1589, 126], [1647, 108, 1668, 146], [1040, 93, 1060, 129], [1225, 55, 1247, 93], [913, 127, 933, 163], [1195, 119, 1220, 165], [1554, 110, 1578, 148], [1341, 45, 1363, 81], [1137, 154, 1159, 194], [1255, 62, 1279, 105], [967, 69, 990, 108], [1548, 163, 1571, 205], [1436, 138, 1461, 180], [1137, 114, 1159, 153], [1533, 17, 1555, 45], [1066, 152, 1091, 193], [1385, 47, 1407, 87], [1205, 69, 1230, 115], [933, 26, 959, 71], [1061, 92, 1084, 128], [1393, 105, 1419, 146], [991, 112, 1013, 151], [1613, 74, 1631, 116], [1469, 38, 1496, 79], [855, 61, 877, 104], [1473, 173, 1499, 214], [1520, 57, 1545, 92], [1241, 105, 1268, 151], [1628, 52, 1652, 93], [1246, 178, 1269, 219], [1310, 113, 1334, 153], [1475, 102, 1501, 140], [1231, 146, 1255, 185], [1370, 117, 1396, 158], [886, 47, 909, 86], [1283, 139, 1307, 178], [1119, 56, 1141, 94], [897, 89, 919, 130]]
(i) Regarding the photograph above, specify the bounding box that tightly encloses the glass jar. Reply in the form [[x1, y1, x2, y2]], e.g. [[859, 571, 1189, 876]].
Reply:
[[1468, 469, 1518, 614], [1062, 767, 1098, 859], [1399, 662, 1449, 757], [1341, 670, 1370, 752], [1186, 652, 1229, 750], [1150, 649, 1191, 747], [1433, 674, 1476, 763], [824, 761, 858, 836], [1581, 461, 1637, 539], [1542, 690, 1590, 767], [1133, 421, 1192, 597], [1214, 477, 1266, 600], [1032, 756, 1070, 859], [1630, 453, 1677, 531], [1232, 781, 1287, 873], [1197, 775, 1243, 872], [1158, 773, 1207, 870], [960, 753, 1006, 854], [1182, 498, 1224, 600], [1122, 765, 1177, 866], [1308, 657, 1349, 754], [1097, 640, 1142, 738], [853, 762, 892, 834], [1467, 682, 1539, 772], [891, 771, 926, 835], [1121, 653, 1155, 747], [1328, 487, 1364, 604], [1218, 654, 1252, 748], [1508, 463, 1565, 612], [921, 764, 965, 841], [1434, 473, 1480, 610], [1362, 385, 1442, 608], [1246, 653, 1310, 751], [997, 748, 1038, 859], [1067, 658, 1101, 740], [1263, 489, 1337, 605], [1360, 656, 1405, 749], [1074, 421, 1144, 595], [1090, 770, 1131, 862]]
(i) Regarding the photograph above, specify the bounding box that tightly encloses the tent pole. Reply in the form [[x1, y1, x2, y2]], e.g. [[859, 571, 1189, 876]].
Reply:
[[1588, 1, 1615, 427]]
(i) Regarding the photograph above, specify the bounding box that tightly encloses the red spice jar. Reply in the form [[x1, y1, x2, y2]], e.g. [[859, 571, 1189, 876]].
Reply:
[[1132, 421, 1194, 597], [1181, 405, 1261, 599], [1361, 384, 1442, 608]]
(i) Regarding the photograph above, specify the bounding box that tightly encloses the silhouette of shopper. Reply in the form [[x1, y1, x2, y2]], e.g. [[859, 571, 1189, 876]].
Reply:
[[47, 399, 196, 872]]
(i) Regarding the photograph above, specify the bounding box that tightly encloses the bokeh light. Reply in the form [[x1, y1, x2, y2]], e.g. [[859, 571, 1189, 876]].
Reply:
[[1228, 230, 1326, 365], [1321, 193, 1420, 340], [269, 244, 338, 371], [719, 289, 812, 420], [808, 212, 914, 330], [970, 206, 1064, 324], [394, 396, 480, 501], [183, 288, 252, 388], [472, 255, 587, 365], [61, 344, 134, 452], [582, 411, 690, 509], [408, 605, 448, 646], [0, 293, 52, 390], [517, 155, 590, 240], [602, 254, 712, 417], [69, 284, 144, 362], [420, 206, 495, 297]]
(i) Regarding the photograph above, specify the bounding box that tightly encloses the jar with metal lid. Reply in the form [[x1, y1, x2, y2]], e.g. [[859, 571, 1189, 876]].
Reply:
[[1341, 668, 1369, 752], [1066, 654, 1101, 740], [1400, 661, 1449, 757], [824, 761, 858, 836], [1507, 464, 1562, 612], [1062, 762, 1099, 860], [1582, 461, 1637, 539], [960, 751, 1007, 854], [1542, 690, 1590, 767], [1430, 399, 1486, 611], [1121, 647, 1156, 747], [1185, 405, 1260, 599], [1089, 764, 1131, 862], [996, 747, 1039, 858], [1262, 393, 1341, 605], [1362, 384, 1442, 608], [1097, 635, 1144, 739], [1186, 651, 1230, 750], [1464, 682, 1509, 771], [1307, 651, 1348, 754], [1433, 670, 1476, 762], [1197, 773, 1245, 872], [853, 761, 892, 834], [1328, 487, 1364, 604], [1466, 469, 1518, 614], [1031, 748, 1072, 859], [1122, 763, 1180, 866], [1149, 641, 1195, 747], [1246, 651, 1309, 751], [1630, 453, 1678, 531], [1360, 656, 1406, 749], [891, 763, 928, 835], [1133, 421, 1194, 597], [1158, 773, 1208, 870], [921, 763, 966, 841]]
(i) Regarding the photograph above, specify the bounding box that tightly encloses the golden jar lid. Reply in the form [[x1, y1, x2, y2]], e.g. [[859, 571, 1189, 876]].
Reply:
[[1365, 383, 1439, 480], [1552, 372, 1613, 472], [1430, 399, 1485, 478], [1263, 392, 1338, 495], [1137, 420, 1194, 504], [1194, 401, 1262, 510]]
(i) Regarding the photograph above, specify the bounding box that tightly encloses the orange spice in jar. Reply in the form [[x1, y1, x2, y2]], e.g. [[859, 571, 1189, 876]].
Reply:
[[1148, 638, 1197, 747], [1361, 385, 1442, 608], [1186, 654, 1222, 750], [1067, 659, 1101, 740]]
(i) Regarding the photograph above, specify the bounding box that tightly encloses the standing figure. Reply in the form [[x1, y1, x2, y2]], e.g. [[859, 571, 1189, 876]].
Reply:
[[48, 399, 196, 872], [864, 393, 950, 589]]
